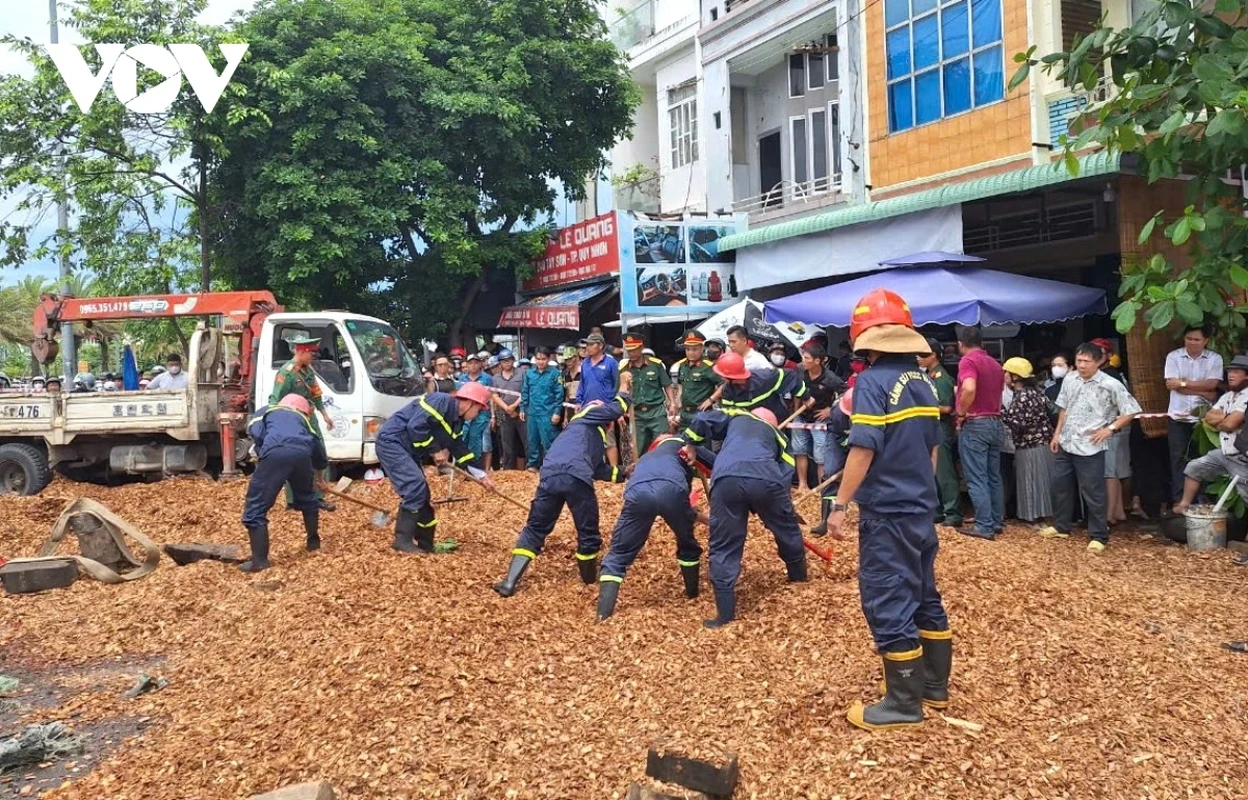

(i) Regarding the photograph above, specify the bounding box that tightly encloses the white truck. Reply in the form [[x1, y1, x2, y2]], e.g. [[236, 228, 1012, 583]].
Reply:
[[0, 291, 425, 496]]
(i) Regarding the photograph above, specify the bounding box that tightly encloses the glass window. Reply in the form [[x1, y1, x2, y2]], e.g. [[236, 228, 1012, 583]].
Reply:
[[789, 53, 806, 97], [825, 34, 839, 82], [668, 83, 698, 168], [343, 318, 423, 397], [885, 0, 1004, 132], [811, 109, 828, 186], [790, 117, 808, 185], [808, 52, 825, 90], [829, 102, 842, 182]]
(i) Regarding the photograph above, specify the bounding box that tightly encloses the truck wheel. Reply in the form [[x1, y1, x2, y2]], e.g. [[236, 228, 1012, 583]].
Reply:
[[0, 443, 52, 496]]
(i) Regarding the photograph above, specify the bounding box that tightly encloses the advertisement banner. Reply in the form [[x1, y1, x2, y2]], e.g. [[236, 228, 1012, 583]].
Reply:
[[523, 211, 620, 292], [617, 213, 744, 316], [497, 305, 581, 330]]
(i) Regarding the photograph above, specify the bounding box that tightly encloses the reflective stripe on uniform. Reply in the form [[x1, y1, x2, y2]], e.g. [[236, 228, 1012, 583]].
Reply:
[[724, 408, 795, 466], [676, 558, 699, 567], [851, 407, 941, 427], [513, 548, 537, 559], [575, 551, 599, 560], [722, 369, 786, 408], [599, 574, 624, 584], [412, 435, 434, 449], [419, 396, 455, 438], [416, 517, 439, 528]]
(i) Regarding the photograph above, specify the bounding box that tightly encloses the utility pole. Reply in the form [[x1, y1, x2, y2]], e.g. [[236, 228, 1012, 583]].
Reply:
[[50, 0, 76, 382]]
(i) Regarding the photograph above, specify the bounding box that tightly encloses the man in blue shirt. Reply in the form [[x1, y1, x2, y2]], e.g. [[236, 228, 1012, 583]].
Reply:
[[459, 352, 494, 470], [520, 346, 564, 469], [574, 332, 620, 465], [826, 288, 951, 733]]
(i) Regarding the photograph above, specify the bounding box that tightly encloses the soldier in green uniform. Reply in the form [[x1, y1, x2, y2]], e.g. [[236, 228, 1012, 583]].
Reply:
[[270, 335, 338, 511], [621, 334, 676, 457], [918, 338, 962, 527], [675, 331, 723, 430]]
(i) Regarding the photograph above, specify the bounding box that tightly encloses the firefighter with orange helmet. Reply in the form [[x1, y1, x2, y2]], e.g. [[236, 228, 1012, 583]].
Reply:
[[681, 406, 807, 628], [826, 288, 951, 731], [596, 435, 716, 620], [240, 393, 330, 572]]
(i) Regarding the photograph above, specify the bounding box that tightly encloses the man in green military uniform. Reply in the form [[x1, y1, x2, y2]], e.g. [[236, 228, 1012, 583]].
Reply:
[[621, 334, 676, 456], [919, 338, 961, 527], [675, 330, 723, 430], [270, 335, 338, 511]]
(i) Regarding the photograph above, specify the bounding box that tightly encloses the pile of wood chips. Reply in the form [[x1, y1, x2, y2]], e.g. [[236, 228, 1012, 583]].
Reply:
[[2, 473, 1247, 799]]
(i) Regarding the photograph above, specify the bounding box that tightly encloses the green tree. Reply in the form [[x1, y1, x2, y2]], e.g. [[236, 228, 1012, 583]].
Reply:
[[210, 0, 637, 344], [1012, 0, 1248, 351], [0, 0, 244, 294]]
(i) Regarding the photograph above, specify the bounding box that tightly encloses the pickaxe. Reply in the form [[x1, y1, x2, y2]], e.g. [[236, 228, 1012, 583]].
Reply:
[[323, 477, 393, 528]]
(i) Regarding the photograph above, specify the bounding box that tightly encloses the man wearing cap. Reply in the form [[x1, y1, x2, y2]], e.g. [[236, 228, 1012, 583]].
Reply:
[[270, 336, 337, 512], [622, 334, 676, 456], [239, 394, 329, 572], [375, 385, 495, 554], [146, 354, 188, 391], [1173, 355, 1248, 538], [520, 346, 563, 469], [681, 406, 807, 628], [492, 349, 528, 470], [575, 333, 621, 464], [460, 352, 494, 470], [918, 338, 962, 528], [704, 338, 725, 363], [825, 288, 951, 732], [493, 390, 633, 597], [675, 331, 723, 431], [449, 346, 467, 381]]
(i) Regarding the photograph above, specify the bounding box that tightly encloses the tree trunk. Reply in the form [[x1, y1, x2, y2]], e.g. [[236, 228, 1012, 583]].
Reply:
[[99, 336, 110, 372], [198, 152, 210, 292], [168, 319, 190, 358], [448, 275, 486, 350]]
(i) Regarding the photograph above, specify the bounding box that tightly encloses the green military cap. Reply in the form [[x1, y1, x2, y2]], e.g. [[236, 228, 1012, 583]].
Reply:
[[289, 335, 321, 345]]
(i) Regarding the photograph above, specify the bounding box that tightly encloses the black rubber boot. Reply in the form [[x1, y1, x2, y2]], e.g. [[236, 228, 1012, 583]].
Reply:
[[680, 562, 700, 598], [493, 554, 532, 597], [786, 556, 809, 583], [303, 509, 320, 551], [847, 649, 926, 731], [576, 554, 598, 585], [240, 526, 270, 573], [702, 589, 736, 629], [597, 579, 621, 621], [919, 630, 953, 709], [391, 509, 422, 554], [810, 499, 831, 536], [413, 521, 436, 554]]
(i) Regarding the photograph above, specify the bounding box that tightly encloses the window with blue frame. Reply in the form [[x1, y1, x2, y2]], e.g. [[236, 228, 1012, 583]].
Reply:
[[885, 0, 1004, 133]]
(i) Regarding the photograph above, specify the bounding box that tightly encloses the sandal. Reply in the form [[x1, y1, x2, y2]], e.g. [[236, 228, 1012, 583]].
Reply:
[[1231, 551, 1248, 567]]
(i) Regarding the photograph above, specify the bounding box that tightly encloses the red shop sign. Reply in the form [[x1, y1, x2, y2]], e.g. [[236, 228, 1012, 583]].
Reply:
[[497, 305, 581, 330], [523, 211, 620, 292]]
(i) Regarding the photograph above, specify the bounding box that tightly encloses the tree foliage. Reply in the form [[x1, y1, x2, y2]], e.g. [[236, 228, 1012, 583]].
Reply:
[[1013, 0, 1248, 352], [210, 0, 637, 343]]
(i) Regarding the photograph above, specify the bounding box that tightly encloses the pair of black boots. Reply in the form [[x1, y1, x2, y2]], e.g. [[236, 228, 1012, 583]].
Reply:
[[240, 509, 320, 573], [847, 632, 954, 730], [493, 552, 599, 598], [596, 562, 700, 621], [391, 508, 436, 554], [703, 556, 808, 629]]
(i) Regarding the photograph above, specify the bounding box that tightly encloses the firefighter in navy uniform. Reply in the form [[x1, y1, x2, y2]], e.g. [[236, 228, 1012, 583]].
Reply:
[[240, 394, 329, 573], [711, 352, 809, 424], [596, 436, 716, 620], [682, 406, 808, 628], [374, 383, 495, 554], [826, 289, 952, 732], [493, 391, 633, 597]]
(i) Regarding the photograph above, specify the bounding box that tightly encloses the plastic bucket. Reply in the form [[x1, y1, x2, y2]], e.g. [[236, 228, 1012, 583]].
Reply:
[[1184, 506, 1228, 552]]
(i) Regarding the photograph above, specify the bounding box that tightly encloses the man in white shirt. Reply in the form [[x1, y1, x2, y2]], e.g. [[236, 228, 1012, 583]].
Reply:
[[146, 354, 189, 391], [1164, 325, 1223, 504], [1172, 354, 1248, 517], [725, 325, 774, 373]]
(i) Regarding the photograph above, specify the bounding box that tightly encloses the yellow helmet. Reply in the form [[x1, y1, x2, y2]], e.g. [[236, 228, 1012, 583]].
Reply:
[[1002, 356, 1034, 379]]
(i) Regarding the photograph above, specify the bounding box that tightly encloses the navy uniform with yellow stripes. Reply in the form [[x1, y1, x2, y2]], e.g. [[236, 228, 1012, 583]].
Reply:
[[683, 409, 808, 628], [493, 394, 632, 597], [375, 392, 477, 554], [596, 436, 716, 620], [721, 367, 808, 423]]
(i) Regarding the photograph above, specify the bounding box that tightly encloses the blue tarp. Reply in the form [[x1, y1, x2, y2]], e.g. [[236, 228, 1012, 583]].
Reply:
[[763, 266, 1108, 328], [121, 345, 139, 390]]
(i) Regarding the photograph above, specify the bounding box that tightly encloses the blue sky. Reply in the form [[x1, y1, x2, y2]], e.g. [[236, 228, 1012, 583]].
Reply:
[[0, 0, 255, 288]]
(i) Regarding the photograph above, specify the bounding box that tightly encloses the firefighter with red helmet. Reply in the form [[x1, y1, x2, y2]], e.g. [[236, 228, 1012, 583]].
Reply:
[[713, 351, 809, 423], [826, 288, 952, 731], [596, 435, 716, 620], [681, 406, 807, 628], [374, 384, 494, 554], [240, 393, 329, 572]]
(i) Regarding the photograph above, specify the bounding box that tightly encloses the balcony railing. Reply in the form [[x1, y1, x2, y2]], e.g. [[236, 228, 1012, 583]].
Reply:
[[731, 174, 843, 215], [610, 0, 655, 50]]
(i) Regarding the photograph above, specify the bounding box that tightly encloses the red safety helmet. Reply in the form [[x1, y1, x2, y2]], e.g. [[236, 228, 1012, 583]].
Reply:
[[850, 288, 914, 342], [449, 346, 467, 358], [838, 388, 854, 417], [278, 394, 312, 416], [712, 351, 750, 381], [751, 407, 778, 427], [454, 381, 491, 407]]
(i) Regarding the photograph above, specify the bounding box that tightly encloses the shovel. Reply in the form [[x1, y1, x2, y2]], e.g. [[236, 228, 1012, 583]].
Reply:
[[450, 464, 531, 515], [322, 478, 393, 528]]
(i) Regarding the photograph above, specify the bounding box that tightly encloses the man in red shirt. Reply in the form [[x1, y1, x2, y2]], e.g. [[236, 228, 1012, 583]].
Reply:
[[954, 325, 1005, 539]]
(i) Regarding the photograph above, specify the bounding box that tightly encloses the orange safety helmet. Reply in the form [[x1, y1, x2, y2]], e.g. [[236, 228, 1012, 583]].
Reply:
[[751, 407, 778, 427], [850, 288, 914, 342], [278, 394, 312, 416], [838, 388, 854, 417], [454, 381, 492, 407], [712, 351, 750, 381]]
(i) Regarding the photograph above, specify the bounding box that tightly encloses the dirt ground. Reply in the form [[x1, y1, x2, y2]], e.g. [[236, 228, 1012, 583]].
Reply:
[[1, 473, 1247, 799]]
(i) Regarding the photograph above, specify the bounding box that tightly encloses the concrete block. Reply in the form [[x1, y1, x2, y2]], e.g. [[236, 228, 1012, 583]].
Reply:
[[0, 560, 78, 595], [250, 781, 335, 800], [645, 744, 738, 797], [626, 782, 711, 800], [163, 542, 244, 566]]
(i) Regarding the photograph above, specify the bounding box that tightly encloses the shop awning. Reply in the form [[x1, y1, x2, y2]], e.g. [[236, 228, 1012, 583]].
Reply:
[[719, 152, 1122, 253], [497, 283, 615, 330], [603, 313, 710, 328]]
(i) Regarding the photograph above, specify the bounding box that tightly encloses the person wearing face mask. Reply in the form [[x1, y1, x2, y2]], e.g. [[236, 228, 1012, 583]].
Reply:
[[1044, 354, 1070, 411], [768, 342, 798, 370], [146, 354, 189, 391]]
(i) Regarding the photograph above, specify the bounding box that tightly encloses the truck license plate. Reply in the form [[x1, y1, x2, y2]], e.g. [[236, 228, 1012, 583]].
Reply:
[[1, 405, 42, 419]]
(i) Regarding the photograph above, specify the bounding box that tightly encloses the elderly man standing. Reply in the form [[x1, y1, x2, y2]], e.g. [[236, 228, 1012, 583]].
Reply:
[[1041, 342, 1142, 553], [575, 332, 620, 465], [1164, 325, 1223, 506]]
